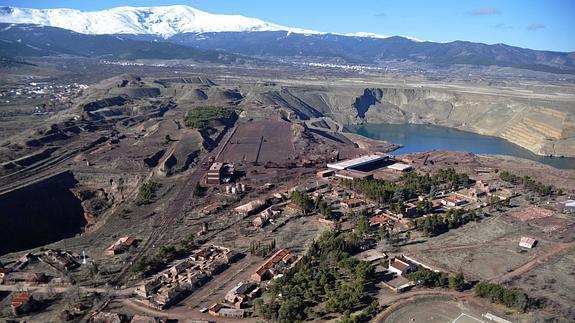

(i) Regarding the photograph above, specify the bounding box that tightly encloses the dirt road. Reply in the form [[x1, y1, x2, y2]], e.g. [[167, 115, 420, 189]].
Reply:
[[489, 240, 575, 284]]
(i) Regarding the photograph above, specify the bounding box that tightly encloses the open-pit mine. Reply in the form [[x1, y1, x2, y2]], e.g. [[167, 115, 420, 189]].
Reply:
[[0, 57, 573, 323]]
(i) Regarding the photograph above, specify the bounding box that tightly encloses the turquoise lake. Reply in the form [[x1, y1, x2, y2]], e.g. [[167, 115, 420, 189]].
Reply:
[[346, 124, 575, 170]]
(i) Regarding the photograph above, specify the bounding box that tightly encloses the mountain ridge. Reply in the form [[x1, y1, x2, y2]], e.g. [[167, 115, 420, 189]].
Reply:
[[0, 5, 574, 74], [0, 23, 248, 63], [0, 5, 320, 38]]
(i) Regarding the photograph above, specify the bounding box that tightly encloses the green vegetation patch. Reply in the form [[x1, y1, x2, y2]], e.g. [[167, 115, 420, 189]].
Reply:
[[184, 106, 236, 129], [256, 230, 379, 322], [475, 282, 528, 311], [405, 267, 465, 291], [136, 181, 162, 205], [342, 168, 470, 206], [414, 208, 480, 236], [499, 171, 557, 196]]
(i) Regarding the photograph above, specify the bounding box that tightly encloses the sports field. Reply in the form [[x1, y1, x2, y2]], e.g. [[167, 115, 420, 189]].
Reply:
[[383, 298, 497, 323]]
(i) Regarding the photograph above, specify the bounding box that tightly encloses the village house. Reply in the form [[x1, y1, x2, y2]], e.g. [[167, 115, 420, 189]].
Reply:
[[492, 187, 517, 200], [134, 245, 238, 310], [341, 198, 363, 209], [208, 303, 246, 318], [401, 202, 419, 218], [105, 236, 137, 256], [251, 249, 303, 283], [388, 258, 417, 276], [332, 188, 347, 199], [41, 249, 80, 271], [369, 215, 394, 229], [202, 203, 223, 215], [469, 187, 486, 197], [558, 200, 575, 214], [441, 194, 468, 207], [91, 311, 124, 323], [235, 199, 266, 216], [476, 180, 495, 193], [225, 281, 257, 304], [252, 207, 281, 228], [11, 292, 36, 316]]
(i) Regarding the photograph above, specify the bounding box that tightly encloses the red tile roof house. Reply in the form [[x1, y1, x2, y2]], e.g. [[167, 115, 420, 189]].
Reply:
[[388, 258, 417, 276], [250, 249, 303, 283], [441, 194, 468, 207], [105, 236, 137, 256], [341, 198, 363, 209], [11, 292, 36, 316]]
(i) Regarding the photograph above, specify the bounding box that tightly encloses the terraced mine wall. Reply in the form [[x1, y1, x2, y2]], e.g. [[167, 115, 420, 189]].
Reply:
[[252, 85, 575, 157], [0, 171, 86, 255]]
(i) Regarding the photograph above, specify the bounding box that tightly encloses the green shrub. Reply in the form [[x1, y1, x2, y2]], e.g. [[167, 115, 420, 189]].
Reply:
[[136, 181, 162, 205], [184, 106, 236, 129]]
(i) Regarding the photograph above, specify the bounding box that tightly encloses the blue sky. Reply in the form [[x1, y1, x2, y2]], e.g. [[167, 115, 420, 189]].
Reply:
[[1, 0, 574, 52]]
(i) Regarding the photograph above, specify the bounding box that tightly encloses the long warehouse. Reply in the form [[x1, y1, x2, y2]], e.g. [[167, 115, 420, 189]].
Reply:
[[327, 154, 389, 171]]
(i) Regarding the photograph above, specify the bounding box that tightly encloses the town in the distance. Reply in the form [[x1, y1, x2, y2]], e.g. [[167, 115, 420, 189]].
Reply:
[[0, 2, 574, 323]]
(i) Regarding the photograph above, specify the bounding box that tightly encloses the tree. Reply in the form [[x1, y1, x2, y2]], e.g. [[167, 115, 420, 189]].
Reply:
[[357, 216, 370, 235], [291, 190, 313, 214], [475, 282, 528, 311], [416, 199, 433, 215], [449, 272, 465, 291]]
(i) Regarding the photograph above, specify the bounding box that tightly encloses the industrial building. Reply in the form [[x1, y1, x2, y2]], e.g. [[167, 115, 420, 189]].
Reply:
[[327, 154, 388, 171], [335, 169, 373, 180], [206, 162, 224, 185], [316, 169, 335, 178], [386, 162, 413, 172]]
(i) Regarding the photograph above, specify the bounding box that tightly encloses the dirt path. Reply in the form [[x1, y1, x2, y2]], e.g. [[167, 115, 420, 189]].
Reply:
[[489, 240, 575, 283]]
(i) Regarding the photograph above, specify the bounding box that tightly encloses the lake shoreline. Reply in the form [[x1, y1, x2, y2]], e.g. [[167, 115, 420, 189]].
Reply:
[[343, 123, 575, 170]]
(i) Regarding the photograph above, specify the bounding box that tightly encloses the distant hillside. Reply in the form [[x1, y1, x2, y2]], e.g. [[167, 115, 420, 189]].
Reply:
[[166, 32, 575, 74], [0, 23, 245, 63], [1, 5, 574, 74]]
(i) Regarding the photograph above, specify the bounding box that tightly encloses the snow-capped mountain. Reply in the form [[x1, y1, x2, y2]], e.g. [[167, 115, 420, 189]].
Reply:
[[0, 5, 321, 38], [1, 5, 573, 74]]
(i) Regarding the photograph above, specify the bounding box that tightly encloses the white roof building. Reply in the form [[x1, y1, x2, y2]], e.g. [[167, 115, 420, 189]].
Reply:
[[519, 237, 537, 249], [327, 154, 388, 170], [234, 199, 265, 215], [386, 163, 413, 172]]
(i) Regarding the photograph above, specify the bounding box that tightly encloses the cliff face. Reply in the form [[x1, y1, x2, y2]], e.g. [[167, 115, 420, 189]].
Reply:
[[0, 171, 86, 255], [358, 87, 574, 157], [244, 85, 575, 157]]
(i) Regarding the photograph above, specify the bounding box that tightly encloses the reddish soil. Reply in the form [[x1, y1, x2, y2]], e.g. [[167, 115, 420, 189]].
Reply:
[[218, 120, 295, 164]]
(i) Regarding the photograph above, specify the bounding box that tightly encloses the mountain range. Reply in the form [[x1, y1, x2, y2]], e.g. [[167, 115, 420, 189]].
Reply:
[[1, 5, 574, 74]]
